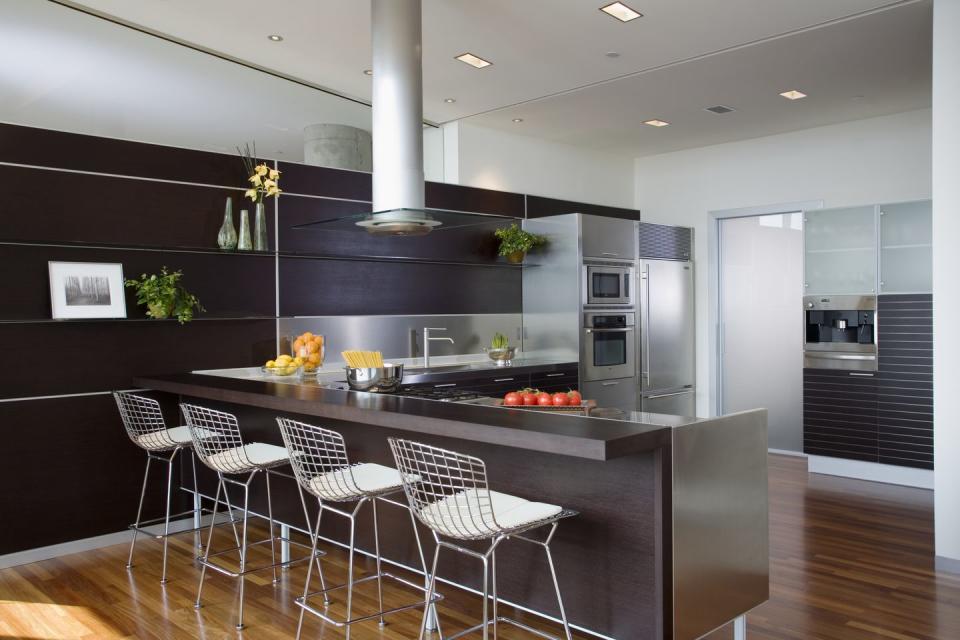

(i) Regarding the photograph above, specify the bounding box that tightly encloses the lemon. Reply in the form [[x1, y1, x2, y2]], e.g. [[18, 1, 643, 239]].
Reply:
[[265, 360, 276, 368]]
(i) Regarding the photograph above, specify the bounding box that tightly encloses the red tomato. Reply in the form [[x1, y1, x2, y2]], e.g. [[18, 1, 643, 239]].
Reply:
[[567, 390, 582, 405], [537, 392, 553, 406], [522, 392, 538, 406], [504, 392, 522, 406], [552, 392, 570, 406]]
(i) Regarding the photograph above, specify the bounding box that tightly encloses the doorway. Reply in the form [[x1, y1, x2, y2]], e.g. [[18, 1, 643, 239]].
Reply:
[[718, 212, 804, 452]]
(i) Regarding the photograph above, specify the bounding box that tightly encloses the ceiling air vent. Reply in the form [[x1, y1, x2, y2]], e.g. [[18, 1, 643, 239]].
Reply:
[[704, 105, 736, 114]]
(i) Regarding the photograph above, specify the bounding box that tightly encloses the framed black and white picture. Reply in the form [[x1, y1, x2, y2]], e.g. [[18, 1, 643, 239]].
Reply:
[[48, 261, 127, 319]]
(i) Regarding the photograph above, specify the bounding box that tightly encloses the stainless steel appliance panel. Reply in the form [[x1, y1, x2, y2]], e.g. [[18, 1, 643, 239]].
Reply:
[[582, 378, 637, 413], [802, 294, 877, 371], [802, 351, 877, 372], [580, 215, 638, 260], [641, 388, 696, 416], [640, 260, 695, 392]]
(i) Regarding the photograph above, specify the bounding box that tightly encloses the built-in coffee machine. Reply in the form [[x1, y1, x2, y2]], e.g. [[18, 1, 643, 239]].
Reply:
[[803, 295, 877, 371]]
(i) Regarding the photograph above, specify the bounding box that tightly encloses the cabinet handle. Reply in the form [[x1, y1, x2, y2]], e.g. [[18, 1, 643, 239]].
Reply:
[[494, 378, 514, 382], [546, 373, 565, 378], [601, 252, 619, 257], [601, 381, 620, 386], [434, 383, 457, 388], [848, 372, 875, 377]]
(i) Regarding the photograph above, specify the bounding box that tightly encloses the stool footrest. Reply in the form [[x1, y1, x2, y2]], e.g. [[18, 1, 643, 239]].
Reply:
[[128, 506, 238, 539], [446, 616, 563, 640], [197, 535, 321, 578], [296, 571, 443, 628]]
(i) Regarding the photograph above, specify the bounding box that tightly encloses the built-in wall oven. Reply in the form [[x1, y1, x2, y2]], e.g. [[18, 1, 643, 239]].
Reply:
[[583, 262, 635, 307], [582, 312, 636, 382], [803, 295, 877, 371]]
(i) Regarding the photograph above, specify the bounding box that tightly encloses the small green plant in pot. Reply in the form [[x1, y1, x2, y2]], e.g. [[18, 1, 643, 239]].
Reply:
[[125, 267, 205, 324], [494, 224, 546, 264]]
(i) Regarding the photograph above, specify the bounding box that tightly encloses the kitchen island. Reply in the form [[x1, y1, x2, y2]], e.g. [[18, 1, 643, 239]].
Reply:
[[135, 370, 769, 640]]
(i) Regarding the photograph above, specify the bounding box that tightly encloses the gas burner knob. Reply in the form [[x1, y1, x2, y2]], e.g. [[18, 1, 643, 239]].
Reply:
[[806, 302, 814, 309]]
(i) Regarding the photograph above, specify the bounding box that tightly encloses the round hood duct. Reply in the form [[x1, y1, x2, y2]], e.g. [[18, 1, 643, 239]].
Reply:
[[362, 0, 434, 236]]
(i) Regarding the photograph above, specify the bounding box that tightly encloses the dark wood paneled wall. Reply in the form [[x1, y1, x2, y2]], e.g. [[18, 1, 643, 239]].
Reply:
[[0, 122, 641, 555]]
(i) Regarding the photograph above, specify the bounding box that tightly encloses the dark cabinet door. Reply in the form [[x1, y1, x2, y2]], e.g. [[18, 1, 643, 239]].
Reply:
[[531, 366, 580, 393], [803, 368, 878, 462], [877, 293, 933, 469]]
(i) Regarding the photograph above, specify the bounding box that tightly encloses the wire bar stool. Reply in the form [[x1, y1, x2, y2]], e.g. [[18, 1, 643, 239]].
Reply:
[[114, 391, 230, 584], [389, 438, 577, 640], [182, 403, 325, 630], [277, 417, 443, 640]]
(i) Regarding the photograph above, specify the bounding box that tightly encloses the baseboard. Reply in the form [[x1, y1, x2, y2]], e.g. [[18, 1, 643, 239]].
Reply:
[[808, 455, 933, 489], [936, 555, 960, 574], [768, 448, 806, 458], [0, 513, 214, 570]]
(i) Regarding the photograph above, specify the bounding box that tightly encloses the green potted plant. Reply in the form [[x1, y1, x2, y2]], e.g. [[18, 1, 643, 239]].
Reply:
[[494, 224, 546, 264], [125, 267, 205, 324]]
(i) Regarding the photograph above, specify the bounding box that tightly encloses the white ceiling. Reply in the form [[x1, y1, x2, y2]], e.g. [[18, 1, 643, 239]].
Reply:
[[3, 0, 933, 158]]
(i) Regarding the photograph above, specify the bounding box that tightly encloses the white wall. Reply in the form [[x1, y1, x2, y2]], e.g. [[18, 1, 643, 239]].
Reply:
[[446, 121, 636, 208], [932, 0, 960, 564], [634, 109, 932, 416]]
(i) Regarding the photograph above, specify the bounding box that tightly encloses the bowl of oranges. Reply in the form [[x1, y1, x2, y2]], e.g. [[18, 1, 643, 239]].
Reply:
[[291, 332, 325, 374]]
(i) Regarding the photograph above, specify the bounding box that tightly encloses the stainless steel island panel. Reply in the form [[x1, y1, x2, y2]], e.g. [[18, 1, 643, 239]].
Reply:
[[671, 408, 769, 640]]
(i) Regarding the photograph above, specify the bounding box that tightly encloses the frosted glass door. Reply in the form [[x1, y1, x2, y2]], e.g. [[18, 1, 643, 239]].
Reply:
[[721, 213, 804, 452], [880, 200, 932, 294], [804, 206, 877, 294]]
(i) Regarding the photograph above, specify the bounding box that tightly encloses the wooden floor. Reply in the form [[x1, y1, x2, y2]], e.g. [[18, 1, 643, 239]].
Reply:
[[1, 454, 959, 639]]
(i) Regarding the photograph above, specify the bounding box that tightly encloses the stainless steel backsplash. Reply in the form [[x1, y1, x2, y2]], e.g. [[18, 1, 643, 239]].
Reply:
[[278, 314, 523, 362]]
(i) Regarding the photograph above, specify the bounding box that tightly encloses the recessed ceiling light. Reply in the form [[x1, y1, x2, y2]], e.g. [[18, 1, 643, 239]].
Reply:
[[600, 2, 643, 22], [704, 105, 736, 114], [643, 119, 670, 127], [363, 69, 373, 76], [267, 34, 284, 42], [779, 89, 807, 100], [605, 51, 621, 58], [455, 52, 492, 69], [512, 118, 524, 123], [444, 98, 457, 103]]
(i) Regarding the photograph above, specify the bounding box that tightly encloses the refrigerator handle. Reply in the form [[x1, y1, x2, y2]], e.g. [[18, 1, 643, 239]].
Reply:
[[641, 266, 651, 382]]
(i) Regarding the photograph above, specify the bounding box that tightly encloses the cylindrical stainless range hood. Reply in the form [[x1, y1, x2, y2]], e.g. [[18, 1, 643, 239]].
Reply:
[[361, 0, 436, 236]]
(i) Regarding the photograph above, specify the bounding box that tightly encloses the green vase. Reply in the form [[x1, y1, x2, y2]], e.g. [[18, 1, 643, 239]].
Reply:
[[238, 209, 252, 251], [217, 197, 238, 250], [254, 202, 268, 251]]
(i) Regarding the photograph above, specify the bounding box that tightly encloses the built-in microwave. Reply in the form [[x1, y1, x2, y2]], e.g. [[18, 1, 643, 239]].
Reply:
[[583, 262, 635, 307]]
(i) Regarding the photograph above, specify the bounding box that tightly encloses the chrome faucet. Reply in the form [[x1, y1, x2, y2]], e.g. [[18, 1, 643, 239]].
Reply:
[[423, 327, 455, 368]]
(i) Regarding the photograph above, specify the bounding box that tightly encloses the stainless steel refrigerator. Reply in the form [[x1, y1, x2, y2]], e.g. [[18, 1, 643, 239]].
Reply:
[[638, 259, 696, 416]]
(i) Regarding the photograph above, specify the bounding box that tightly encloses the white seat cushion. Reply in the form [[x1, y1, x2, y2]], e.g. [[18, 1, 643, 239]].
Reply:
[[204, 442, 289, 473], [135, 425, 192, 450], [419, 489, 562, 539], [308, 463, 405, 500]]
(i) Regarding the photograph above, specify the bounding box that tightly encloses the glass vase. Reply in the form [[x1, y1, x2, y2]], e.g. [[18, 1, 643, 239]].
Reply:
[[238, 209, 252, 251], [254, 201, 269, 252], [217, 197, 238, 250]]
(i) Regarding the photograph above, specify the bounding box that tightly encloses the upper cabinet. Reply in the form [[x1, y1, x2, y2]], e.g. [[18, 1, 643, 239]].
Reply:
[[803, 200, 932, 296], [580, 215, 638, 260], [879, 200, 932, 294], [804, 206, 877, 295]]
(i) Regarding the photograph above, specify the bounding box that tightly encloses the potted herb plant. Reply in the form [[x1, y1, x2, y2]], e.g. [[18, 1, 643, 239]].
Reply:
[[125, 267, 204, 324], [494, 224, 547, 264]]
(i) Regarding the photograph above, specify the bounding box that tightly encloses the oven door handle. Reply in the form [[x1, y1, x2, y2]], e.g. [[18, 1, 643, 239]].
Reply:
[[585, 327, 635, 333], [804, 352, 876, 360]]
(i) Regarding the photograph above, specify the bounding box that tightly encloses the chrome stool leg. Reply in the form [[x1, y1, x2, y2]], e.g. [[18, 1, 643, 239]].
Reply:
[[542, 523, 573, 640], [160, 449, 178, 584], [372, 498, 386, 627], [296, 507, 324, 640], [126, 456, 152, 569], [236, 473, 253, 630], [297, 484, 330, 605], [195, 473, 225, 609], [265, 468, 279, 584]]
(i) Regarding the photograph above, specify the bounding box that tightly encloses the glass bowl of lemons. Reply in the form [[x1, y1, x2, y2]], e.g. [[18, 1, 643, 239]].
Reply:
[[261, 354, 303, 377]]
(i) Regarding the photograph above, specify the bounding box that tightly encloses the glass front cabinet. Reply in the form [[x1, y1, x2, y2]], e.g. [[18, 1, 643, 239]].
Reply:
[[879, 200, 933, 294], [803, 200, 931, 296]]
